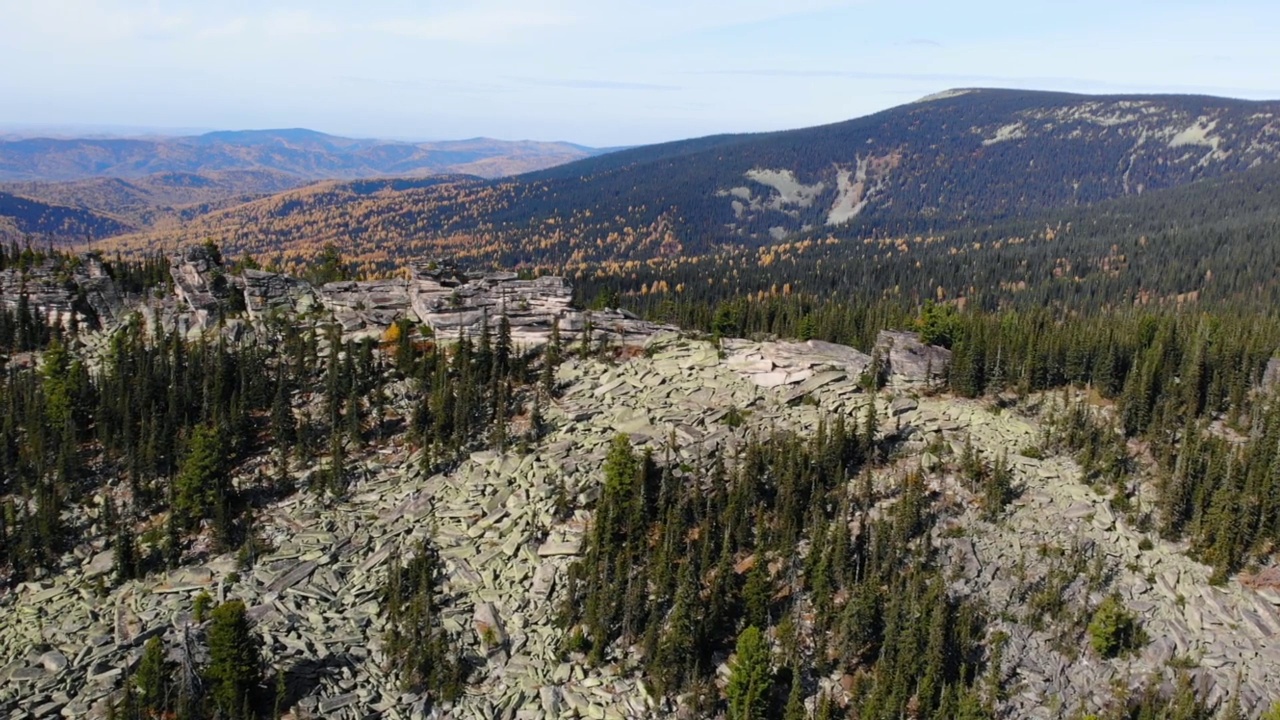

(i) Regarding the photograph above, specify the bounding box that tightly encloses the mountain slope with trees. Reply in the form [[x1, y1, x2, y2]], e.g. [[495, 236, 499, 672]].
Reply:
[[99, 88, 1280, 274]]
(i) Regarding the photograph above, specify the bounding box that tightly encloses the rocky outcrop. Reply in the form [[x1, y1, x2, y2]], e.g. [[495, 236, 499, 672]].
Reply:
[[0, 254, 124, 329], [173, 255, 675, 345], [169, 245, 235, 330], [74, 256, 124, 326], [241, 269, 315, 321], [1262, 357, 1280, 393], [874, 330, 951, 385], [725, 338, 872, 392], [317, 279, 412, 336], [0, 268, 78, 327], [409, 263, 574, 344], [407, 261, 671, 346]]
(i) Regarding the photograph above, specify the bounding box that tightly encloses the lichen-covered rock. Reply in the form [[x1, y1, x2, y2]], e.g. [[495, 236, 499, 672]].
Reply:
[[409, 262, 574, 342], [316, 278, 411, 333]]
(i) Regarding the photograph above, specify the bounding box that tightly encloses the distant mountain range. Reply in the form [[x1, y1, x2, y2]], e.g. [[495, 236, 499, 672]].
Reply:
[[0, 128, 608, 182], [98, 88, 1280, 269]]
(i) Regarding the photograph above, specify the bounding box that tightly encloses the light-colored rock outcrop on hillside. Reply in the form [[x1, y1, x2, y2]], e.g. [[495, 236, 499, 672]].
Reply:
[[0, 254, 123, 329], [7, 330, 1280, 718]]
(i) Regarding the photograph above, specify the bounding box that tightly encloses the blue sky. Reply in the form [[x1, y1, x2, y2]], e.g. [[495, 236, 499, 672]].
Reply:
[[2, 0, 1278, 146]]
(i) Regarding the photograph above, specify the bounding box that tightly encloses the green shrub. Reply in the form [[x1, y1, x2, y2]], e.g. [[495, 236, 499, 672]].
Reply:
[[205, 599, 263, 717], [1088, 595, 1145, 658], [193, 590, 213, 624], [726, 626, 772, 720]]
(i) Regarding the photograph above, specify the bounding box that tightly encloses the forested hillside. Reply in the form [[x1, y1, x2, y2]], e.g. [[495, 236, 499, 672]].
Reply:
[[101, 88, 1280, 271], [574, 159, 1280, 315], [0, 170, 307, 228], [103, 146, 1280, 315], [0, 192, 132, 245]]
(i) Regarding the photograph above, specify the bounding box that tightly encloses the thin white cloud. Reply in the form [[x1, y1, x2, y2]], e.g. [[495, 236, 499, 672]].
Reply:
[[1, 0, 191, 43], [261, 10, 341, 37]]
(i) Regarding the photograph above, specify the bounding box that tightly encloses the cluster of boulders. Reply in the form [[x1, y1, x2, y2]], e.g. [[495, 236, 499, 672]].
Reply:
[[722, 330, 951, 394], [884, 394, 1280, 717]]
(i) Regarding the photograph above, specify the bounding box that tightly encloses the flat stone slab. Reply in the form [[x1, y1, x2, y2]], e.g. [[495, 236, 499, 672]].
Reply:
[[318, 693, 358, 713], [537, 539, 581, 557], [266, 560, 318, 593]]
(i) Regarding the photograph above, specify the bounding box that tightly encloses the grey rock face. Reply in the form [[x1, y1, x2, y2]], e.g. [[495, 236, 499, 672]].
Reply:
[[408, 261, 671, 346], [169, 245, 234, 330], [171, 253, 675, 346], [409, 263, 573, 346], [315, 278, 412, 336], [874, 330, 951, 385], [73, 256, 124, 326], [1263, 357, 1280, 392], [241, 269, 315, 321], [0, 254, 123, 329], [725, 338, 872, 389]]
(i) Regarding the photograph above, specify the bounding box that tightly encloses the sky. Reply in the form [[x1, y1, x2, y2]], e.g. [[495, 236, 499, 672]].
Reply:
[[2, 0, 1279, 147]]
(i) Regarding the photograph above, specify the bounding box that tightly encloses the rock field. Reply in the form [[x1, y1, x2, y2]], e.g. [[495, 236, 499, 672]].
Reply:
[[5, 254, 1280, 718]]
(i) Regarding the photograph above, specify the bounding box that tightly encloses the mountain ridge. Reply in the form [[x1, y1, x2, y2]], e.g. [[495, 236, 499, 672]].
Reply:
[[97, 88, 1280, 273], [0, 129, 611, 182]]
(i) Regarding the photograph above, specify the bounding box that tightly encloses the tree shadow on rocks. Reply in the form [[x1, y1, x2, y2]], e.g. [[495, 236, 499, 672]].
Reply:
[[275, 652, 355, 712]]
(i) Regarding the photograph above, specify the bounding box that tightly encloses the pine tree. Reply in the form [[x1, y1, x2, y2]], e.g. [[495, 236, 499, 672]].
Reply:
[[982, 451, 1014, 521], [113, 520, 138, 584], [742, 555, 771, 631], [175, 422, 228, 529]]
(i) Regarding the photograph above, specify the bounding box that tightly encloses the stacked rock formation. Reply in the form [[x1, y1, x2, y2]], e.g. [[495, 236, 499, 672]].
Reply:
[[0, 254, 123, 329], [173, 253, 673, 345]]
